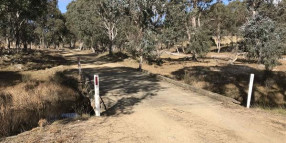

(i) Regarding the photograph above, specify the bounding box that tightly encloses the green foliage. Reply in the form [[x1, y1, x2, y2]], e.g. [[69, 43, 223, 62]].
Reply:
[[37, 4, 67, 48], [162, 0, 188, 47], [187, 28, 211, 60], [0, 0, 68, 49], [65, 0, 123, 52], [127, 29, 157, 60], [1, 0, 285, 71], [66, 0, 103, 49], [226, 0, 249, 35], [242, 15, 284, 70], [206, 1, 230, 52], [122, 0, 166, 69], [1, 0, 48, 43]]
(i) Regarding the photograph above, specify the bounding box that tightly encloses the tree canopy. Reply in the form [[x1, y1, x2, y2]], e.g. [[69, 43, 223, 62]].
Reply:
[[0, 0, 285, 70]]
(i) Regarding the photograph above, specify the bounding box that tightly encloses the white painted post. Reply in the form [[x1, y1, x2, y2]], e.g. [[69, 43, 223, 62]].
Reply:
[[247, 74, 255, 108], [94, 75, 100, 116]]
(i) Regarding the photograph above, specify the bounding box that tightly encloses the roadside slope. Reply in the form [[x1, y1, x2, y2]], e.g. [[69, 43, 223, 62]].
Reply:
[[2, 63, 286, 143], [2, 50, 286, 143]]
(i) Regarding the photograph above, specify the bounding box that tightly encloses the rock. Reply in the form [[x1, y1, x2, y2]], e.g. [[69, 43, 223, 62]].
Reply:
[[257, 64, 265, 69]]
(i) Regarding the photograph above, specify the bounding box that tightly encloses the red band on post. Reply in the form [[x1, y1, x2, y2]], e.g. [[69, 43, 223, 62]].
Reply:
[[95, 77, 98, 86]]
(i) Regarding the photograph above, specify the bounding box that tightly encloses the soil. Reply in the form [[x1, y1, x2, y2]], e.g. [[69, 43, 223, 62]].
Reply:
[[1, 49, 286, 143]]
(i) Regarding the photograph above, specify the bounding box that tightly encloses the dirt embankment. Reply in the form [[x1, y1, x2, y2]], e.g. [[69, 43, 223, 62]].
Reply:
[[119, 51, 286, 109], [1, 49, 286, 142], [1, 52, 285, 142]]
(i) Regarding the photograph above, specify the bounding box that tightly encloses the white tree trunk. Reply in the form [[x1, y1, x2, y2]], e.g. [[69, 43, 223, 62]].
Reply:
[[79, 42, 84, 51], [6, 37, 10, 49], [252, 3, 257, 18], [139, 55, 143, 71], [192, 17, 196, 28], [216, 35, 221, 53], [182, 46, 186, 54], [197, 13, 201, 27], [91, 47, 96, 53]]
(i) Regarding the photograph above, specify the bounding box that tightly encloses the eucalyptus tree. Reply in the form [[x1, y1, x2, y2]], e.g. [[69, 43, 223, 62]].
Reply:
[[46, 16, 66, 49], [66, 0, 96, 50], [277, 0, 286, 40], [277, 0, 286, 53], [246, 0, 265, 17], [187, 28, 211, 61], [186, 0, 213, 60], [162, 0, 212, 59], [0, 0, 12, 48], [2, 0, 48, 50], [79, 0, 105, 51], [123, 0, 165, 70], [224, 0, 249, 63], [242, 15, 284, 70], [0, 5, 11, 48], [0, 0, 7, 47], [188, 0, 213, 28], [66, 0, 121, 52], [34, 0, 65, 49], [97, 0, 123, 55], [276, 0, 286, 25], [65, 0, 82, 49], [207, 1, 230, 53], [162, 0, 188, 52], [226, 1, 249, 38]]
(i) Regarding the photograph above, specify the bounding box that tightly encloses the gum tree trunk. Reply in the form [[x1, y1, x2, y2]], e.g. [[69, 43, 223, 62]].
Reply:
[[139, 55, 143, 71]]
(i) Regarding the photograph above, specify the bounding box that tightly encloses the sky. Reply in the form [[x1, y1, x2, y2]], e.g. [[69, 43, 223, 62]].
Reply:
[[58, 0, 73, 13]]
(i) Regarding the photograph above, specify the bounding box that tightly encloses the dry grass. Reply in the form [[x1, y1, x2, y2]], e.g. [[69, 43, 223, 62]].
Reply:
[[0, 67, 95, 138], [0, 78, 81, 137], [0, 49, 96, 138], [6, 81, 78, 110]]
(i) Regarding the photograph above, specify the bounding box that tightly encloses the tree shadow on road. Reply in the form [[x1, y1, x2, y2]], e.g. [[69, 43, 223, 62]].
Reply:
[[62, 66, 162, 116], [103, 93, 156, 116]]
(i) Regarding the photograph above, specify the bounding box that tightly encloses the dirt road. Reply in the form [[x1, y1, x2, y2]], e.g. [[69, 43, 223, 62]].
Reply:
[[2, 50, 286, 143]]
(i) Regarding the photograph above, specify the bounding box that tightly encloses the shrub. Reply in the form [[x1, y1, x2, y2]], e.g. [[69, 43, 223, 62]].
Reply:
[[186, 28, 211, 61]]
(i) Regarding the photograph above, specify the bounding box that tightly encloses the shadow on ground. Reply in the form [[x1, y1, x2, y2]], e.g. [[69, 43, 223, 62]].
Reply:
[[0, 71, 22, 88], [62, 66, 161, 117], [0, 49, 69, 71]]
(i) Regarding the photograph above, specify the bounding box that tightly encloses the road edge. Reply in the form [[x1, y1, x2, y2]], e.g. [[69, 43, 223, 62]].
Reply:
[[141, 69, 241, 105]]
